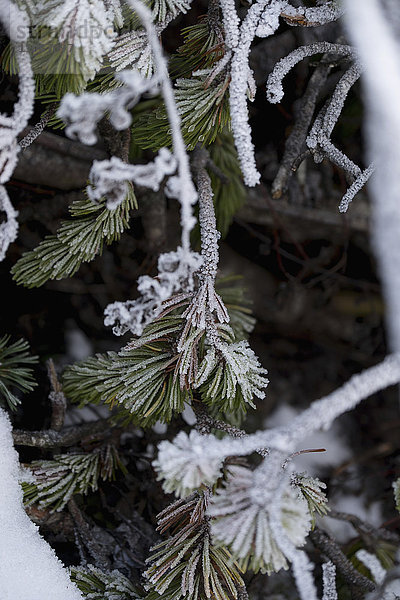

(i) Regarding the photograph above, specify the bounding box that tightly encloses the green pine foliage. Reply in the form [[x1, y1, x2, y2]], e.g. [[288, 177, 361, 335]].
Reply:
[[0, 336, 38, 411], [62, 282, 261, 427], [22, 444, 126, 512], [11, 186, 137, 288], [62, 315, 189, 427], [132, 18, 229, 151], [70, 564, 142, 599], [132, 72, 230, 151], [169, 18, 224, 79], [145, 492, 244, 600]]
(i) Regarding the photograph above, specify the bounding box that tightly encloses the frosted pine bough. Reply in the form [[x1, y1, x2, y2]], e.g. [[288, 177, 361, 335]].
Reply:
[[2, 1, 400, 600], [209, 465, 313, 575]]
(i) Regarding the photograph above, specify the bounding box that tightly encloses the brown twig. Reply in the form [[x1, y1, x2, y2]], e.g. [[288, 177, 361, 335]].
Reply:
[[328, 510, 400, 545], [13, 419, 113, 448], [46, 359, 67, 432], [310, 527, 376, 597]]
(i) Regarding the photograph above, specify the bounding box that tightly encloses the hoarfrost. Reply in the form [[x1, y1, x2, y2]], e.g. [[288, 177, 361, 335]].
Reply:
[[153, 430, 224, 497]]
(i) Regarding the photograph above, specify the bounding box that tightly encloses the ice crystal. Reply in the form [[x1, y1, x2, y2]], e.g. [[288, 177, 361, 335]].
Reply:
[[0, 186, 18, 262], [356, 550, 386, 584], [209, 465, 312, 574], [108, 30, 155, 78], [256, 2, 284, 38], [87, 148, 177, 209], [322, 561, 337, 600], [104, 248, 202, 336], [36, 0, 117, 82], [59, 70, 158, 145], [153, 430, 223, 497], [339, 163, 375, 213]]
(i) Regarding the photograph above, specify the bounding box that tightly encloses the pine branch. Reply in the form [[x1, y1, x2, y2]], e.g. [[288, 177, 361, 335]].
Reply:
[[145, 492, 244, 600], [0, 336, 38, 411], [22, 444, 125, 512], [11, 186, 137, 288], [70, 564, 141, 599], [13, 418, 113, 448], [309, 527, 376, 595]]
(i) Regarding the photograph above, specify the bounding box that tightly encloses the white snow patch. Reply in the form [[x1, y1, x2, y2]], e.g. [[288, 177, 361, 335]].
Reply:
[[0, 408, 83, 600]]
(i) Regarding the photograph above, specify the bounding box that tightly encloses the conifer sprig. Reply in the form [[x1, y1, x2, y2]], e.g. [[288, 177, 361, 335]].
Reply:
[[145, 492, 244, 600], [22, 444, 125, 512], [70, 564, 141, 599], [0, 336, 38, 411], [11, 186, 137, 288]]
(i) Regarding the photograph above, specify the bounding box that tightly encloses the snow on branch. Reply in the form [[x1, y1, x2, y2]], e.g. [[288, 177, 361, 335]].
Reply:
[[158, 354, 400, 476], [343, 0, 400, 353], [0, 186, 18, 262], [125, 0, 197, 252], [0, 408, 83, 600], [266, 42, 355, 105], [281, 1, 344, 27], [0, 2, 35, 261], [87, 148, 177, 209], [104, 247, 202, 336], [58, 70, 158, 145], [356, 550, 385, 585], [322, 562, 337, 600], [339, 162, 375, 213]]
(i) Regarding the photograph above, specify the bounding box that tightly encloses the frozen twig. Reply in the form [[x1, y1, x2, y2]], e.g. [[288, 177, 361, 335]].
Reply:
[[13, 419, 114, 448], [182, 147, 229, 334], [322, 561, 337, 600], [19, 104, 58, 150], [272, 57, 332, 198], [310, 528, 375, 594], [47, 360, 67, 432], [163, 353, 400, 466], [339, 163, 375, 213], [266, 42, 355, 105]]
